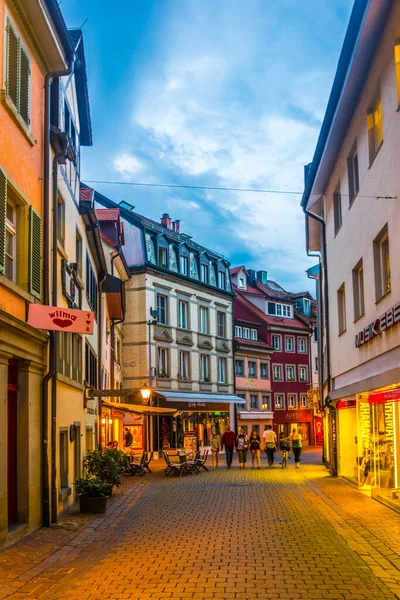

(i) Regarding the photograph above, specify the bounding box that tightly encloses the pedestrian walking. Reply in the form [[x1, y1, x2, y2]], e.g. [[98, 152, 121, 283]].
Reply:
[[236, 427, 249, 468], [210, 428, 221, 469], [221, 425, 237, 469], [286, 428, 302, 468], [249, 428, 261, 469], [262, 424, 277, 467]]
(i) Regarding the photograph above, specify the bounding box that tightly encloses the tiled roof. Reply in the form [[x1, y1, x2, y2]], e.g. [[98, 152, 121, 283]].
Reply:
[[80, 187, 93, 202], [234, 337, 273, 350], [232, 283, 263, 296], [96, 208, 120, 221], [235, 290, 310, 331], [101, 233, 117, 248], [230, 266, 247, 276]]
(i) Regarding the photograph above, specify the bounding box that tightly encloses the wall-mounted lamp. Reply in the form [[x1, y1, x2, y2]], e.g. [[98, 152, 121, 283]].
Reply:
[[140, 383, 152, 401]]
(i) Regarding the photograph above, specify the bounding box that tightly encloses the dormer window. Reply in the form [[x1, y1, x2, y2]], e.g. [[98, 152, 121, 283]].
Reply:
[[201, 263, 209, 283], [180, 255, 189, 276], [303, 298, 311, 315], [238, 277, 245, 288], [218, 271, 226, 289], [159, 246, 167, 267], [267, 302, 292, 318]]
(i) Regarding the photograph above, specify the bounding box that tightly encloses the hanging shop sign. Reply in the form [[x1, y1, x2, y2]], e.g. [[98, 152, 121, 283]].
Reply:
[[355, 301, 400, 348], [28, 304, 94, 334]]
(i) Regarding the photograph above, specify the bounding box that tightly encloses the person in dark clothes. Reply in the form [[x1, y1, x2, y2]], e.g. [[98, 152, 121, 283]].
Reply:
[[221, 425, 237, 469]]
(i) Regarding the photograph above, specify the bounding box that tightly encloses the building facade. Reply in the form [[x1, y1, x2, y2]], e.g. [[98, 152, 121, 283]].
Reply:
[[231, 267, 315, 444], [303, 0, 400, 509]]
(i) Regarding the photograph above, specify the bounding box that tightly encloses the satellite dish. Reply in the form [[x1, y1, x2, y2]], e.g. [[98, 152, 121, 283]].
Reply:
[[150, 308, 158, 318]]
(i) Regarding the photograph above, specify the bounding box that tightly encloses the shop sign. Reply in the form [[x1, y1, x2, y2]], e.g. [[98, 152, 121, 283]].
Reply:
[[369, 389, 400, 405], [274, 410, 312, 423], [28, 304, 94, 334], [166, 402, 229, 412], [336, 398, 356, 410], [85, 400, 98, 415], [355, 302, 400, 348], [188, 402, 206, 408]]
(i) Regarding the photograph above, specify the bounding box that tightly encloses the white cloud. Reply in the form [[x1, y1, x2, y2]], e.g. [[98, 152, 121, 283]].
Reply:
[[113, 153, 143, 179]]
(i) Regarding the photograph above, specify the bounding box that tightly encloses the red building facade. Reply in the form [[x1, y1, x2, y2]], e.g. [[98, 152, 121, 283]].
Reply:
[[231, 267, 315, 445]]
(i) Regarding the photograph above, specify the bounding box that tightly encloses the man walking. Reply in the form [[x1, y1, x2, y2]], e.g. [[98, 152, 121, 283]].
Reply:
[[221, 425, 236, 469], [263, 425, 277, 467]]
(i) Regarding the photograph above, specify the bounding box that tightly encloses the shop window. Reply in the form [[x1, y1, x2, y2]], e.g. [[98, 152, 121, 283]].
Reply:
[[352, 259, 365, 320], [157, 294, 168, 325], [286, 365, 296, 382], [178, 300, 188, 329], [200, 354, 210, 382], [260, 363, 269, 379], [337, 283, 346, 335], [248, 361, 257, 378], [373, 225, 391, 301], [157, 347, 169, 377], [235, 359, 244, 376], [250, 394, 258, 409], [59, 429, 69, 490], [179, 350, 190, 380], [218, 357, 226, 384], [199, 306, 208, 334], [274, 394, 285, 410]]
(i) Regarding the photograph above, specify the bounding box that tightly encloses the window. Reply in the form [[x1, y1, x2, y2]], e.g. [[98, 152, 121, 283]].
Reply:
[[299, 366, 308, 382], [274, 394, 285, 410], [200, 354, 210, 381], [199, 306, 208, 334], [5, 199, 16, 281], [285, 336, 294, 352], [159, 246, 167, 267], [288, 394, 297, 409], [262, 395, 271, 410], [250, 329, 257, 341], [273, 365, 283, 381], [347, 143, 360, 204], [235, 325, 242, 338], [201, 263, 209, 283], [374, 225, 391, 301], [333, 184, 342, 235], [238, 277, 245, 288], [396, 41, 400, 106], [57, 196, 65, 246], [218, 271, 226, 289], [218, 357, 227, 384], [314, 357, 319, 372], [248, 361, 257, 378], [272, 335, 282, 351], [268, 303, 292, 317], [242, 327, 250, 339], [260, 363, 269, 379], [237, 393, 246, 407], [352, 259, 365, 321], [76, 230, 82, 275], [235, 359, 244, 376], [300, 394, 308, 408], [85, 342, 97, 388], [178, 300, 188, 329], [303, 298, 311, 315], [86, 254, 98, 316], [337, 283, 346, 335], [217, 312, 226, 337], [298, 338, 307, 353], [250, 394, 258, 409], [157, 294, 168, 324], [6, 19, 31, 126], [157, 347, 169, 377], [179, 351, 190, 380], [180, 255, 188, 275], [286, 365, 296, 382], [367, 94, 383, 163], [59, 430, 69, 490]]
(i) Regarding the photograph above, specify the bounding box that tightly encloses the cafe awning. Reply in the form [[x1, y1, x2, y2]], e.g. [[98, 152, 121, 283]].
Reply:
[[102, 400, 179, 417], [155, 391, 243, 404]]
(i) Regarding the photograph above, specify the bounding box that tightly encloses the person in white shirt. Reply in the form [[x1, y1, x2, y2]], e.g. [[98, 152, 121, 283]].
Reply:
[[262, 425, 277, 467]]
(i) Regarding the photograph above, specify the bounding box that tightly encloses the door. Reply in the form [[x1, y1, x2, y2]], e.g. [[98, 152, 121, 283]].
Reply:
[[7, 363, 18, 524]]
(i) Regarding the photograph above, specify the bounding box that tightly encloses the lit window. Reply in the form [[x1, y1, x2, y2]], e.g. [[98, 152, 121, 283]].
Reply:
[[367, 94, 383, 163], [274, 394, 285, 409], [262, 395, 271, 410], [396, 41, 400, 107]]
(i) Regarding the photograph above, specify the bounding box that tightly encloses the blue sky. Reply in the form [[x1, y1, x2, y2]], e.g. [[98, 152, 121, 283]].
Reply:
[[63, 0, 353, 292]]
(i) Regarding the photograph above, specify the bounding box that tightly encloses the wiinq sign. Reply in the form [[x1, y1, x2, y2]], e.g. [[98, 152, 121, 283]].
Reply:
[[28, 304, 94, 334], [355, 301, 400, 348]]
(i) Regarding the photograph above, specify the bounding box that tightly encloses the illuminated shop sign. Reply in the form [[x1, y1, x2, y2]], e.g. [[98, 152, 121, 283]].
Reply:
[[369, 389, 400, 404], [355, 302, 400, 348]]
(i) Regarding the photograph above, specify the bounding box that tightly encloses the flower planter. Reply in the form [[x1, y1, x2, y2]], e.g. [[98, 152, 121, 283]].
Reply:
[[79, 495, 108, 514]]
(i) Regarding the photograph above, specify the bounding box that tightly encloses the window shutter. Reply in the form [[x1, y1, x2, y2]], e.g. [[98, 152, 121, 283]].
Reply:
[[0, 168, 7, 274], [6, 22, 19, 108], [19, 46, 31, 126], [29, 206, 42, 298]]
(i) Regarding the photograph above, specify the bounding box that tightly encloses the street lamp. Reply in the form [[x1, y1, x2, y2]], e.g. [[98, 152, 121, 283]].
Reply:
[[140, 384, 152, 452], [140, 383, 151, 401]]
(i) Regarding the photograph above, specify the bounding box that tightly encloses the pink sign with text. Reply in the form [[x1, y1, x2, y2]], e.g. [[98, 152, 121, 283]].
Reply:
[[28, 304, 94, 334]]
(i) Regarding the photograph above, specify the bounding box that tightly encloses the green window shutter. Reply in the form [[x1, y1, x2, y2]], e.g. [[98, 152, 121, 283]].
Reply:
[[29, 206, 42, 299], [0, 168, 6, 274], [6, 22, 19, 109], [19, 46, 31, 126]]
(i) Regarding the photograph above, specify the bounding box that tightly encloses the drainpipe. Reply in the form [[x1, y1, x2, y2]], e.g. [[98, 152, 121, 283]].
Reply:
[[42, 57, 75, 527], [110, 248, 121, 391], [98, 274, 107, 445]]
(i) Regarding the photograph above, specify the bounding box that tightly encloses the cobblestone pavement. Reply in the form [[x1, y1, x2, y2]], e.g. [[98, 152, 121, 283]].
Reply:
[[2, 448, 400, 600]]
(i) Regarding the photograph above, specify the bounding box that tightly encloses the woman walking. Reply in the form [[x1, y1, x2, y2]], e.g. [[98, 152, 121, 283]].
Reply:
[[287, 428, 302, 468], [210, 428, 221, 469], [249, 428, 261, 469], [236, 428, 249, 469]]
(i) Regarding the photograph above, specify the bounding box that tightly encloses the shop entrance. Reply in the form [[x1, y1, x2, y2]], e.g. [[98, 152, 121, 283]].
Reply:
[[176, 412, 230, 448], [275, 423, 310, 446], [7, 361, 18, 525]]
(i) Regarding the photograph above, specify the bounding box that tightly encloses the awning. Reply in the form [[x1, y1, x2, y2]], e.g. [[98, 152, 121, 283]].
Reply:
[[155, 391, 243, 404], [102, 400, 179, 416]]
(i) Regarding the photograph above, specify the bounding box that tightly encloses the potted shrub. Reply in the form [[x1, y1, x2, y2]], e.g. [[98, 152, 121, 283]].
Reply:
[[76, 478, 113, 514], [84, 448, 130, 489]]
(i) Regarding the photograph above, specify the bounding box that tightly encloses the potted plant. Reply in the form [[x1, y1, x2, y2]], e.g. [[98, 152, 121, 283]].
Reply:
[[76, 477, 113, 514], [84, 448, 130, 489]]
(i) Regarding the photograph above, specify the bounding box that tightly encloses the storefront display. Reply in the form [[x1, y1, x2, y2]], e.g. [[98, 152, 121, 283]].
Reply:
[[273, 409, 313, 446]]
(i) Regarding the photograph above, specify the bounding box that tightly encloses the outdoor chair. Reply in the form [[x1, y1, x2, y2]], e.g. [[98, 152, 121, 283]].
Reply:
[[163, 451, 186, 477], [197, 449, 209, 472], [143, 451, 153, 473], [130, 451, 147, 476]]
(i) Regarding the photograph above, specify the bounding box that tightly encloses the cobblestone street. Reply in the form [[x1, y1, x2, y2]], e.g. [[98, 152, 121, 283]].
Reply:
[[2, 449, 400, 600]]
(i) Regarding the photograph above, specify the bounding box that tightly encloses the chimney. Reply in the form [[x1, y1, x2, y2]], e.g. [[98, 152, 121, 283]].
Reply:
[[161, 213, 172, 229], [247, 269, 256, 286], [256, 270, 268, 285], [173, 220, 181, 234]]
